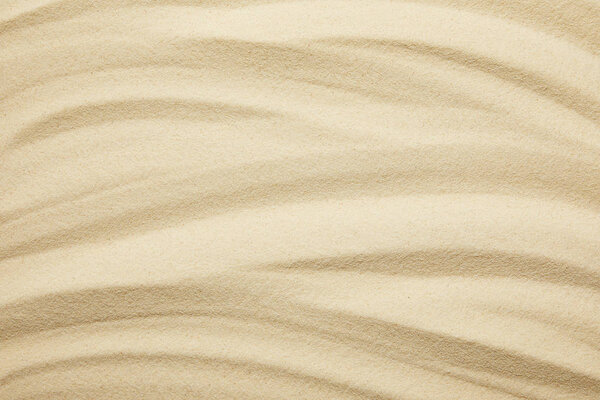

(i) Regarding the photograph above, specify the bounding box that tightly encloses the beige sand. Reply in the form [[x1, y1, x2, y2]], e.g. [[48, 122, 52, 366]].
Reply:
[[1, 1, 600, 399]]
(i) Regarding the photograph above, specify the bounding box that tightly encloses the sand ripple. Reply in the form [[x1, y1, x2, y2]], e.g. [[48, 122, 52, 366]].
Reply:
[[1, 1, 599, 399]]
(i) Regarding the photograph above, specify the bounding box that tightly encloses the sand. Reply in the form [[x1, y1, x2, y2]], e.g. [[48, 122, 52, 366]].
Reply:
[[1, 1, 599, 399]]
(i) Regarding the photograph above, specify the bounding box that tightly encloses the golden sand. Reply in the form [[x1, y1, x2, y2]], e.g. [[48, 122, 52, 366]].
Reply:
[[1, 1, 599, 398]]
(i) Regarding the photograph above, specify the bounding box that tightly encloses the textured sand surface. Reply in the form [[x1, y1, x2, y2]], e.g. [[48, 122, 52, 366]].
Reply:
[[1, 1, 600, 399]]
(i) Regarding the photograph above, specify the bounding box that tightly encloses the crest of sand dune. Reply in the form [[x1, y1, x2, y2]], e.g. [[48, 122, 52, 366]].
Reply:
[[1, 1, 600, 399]]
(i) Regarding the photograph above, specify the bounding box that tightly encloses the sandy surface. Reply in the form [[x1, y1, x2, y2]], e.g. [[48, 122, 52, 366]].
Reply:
[[1, 1, 600, 399]]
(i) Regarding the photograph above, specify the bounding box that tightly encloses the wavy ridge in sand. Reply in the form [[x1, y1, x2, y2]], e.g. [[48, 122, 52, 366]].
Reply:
[[1, 1, 599, 399]]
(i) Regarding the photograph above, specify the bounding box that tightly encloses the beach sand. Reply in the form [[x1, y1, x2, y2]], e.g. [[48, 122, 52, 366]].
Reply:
[[1, 1, 600, 398]]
